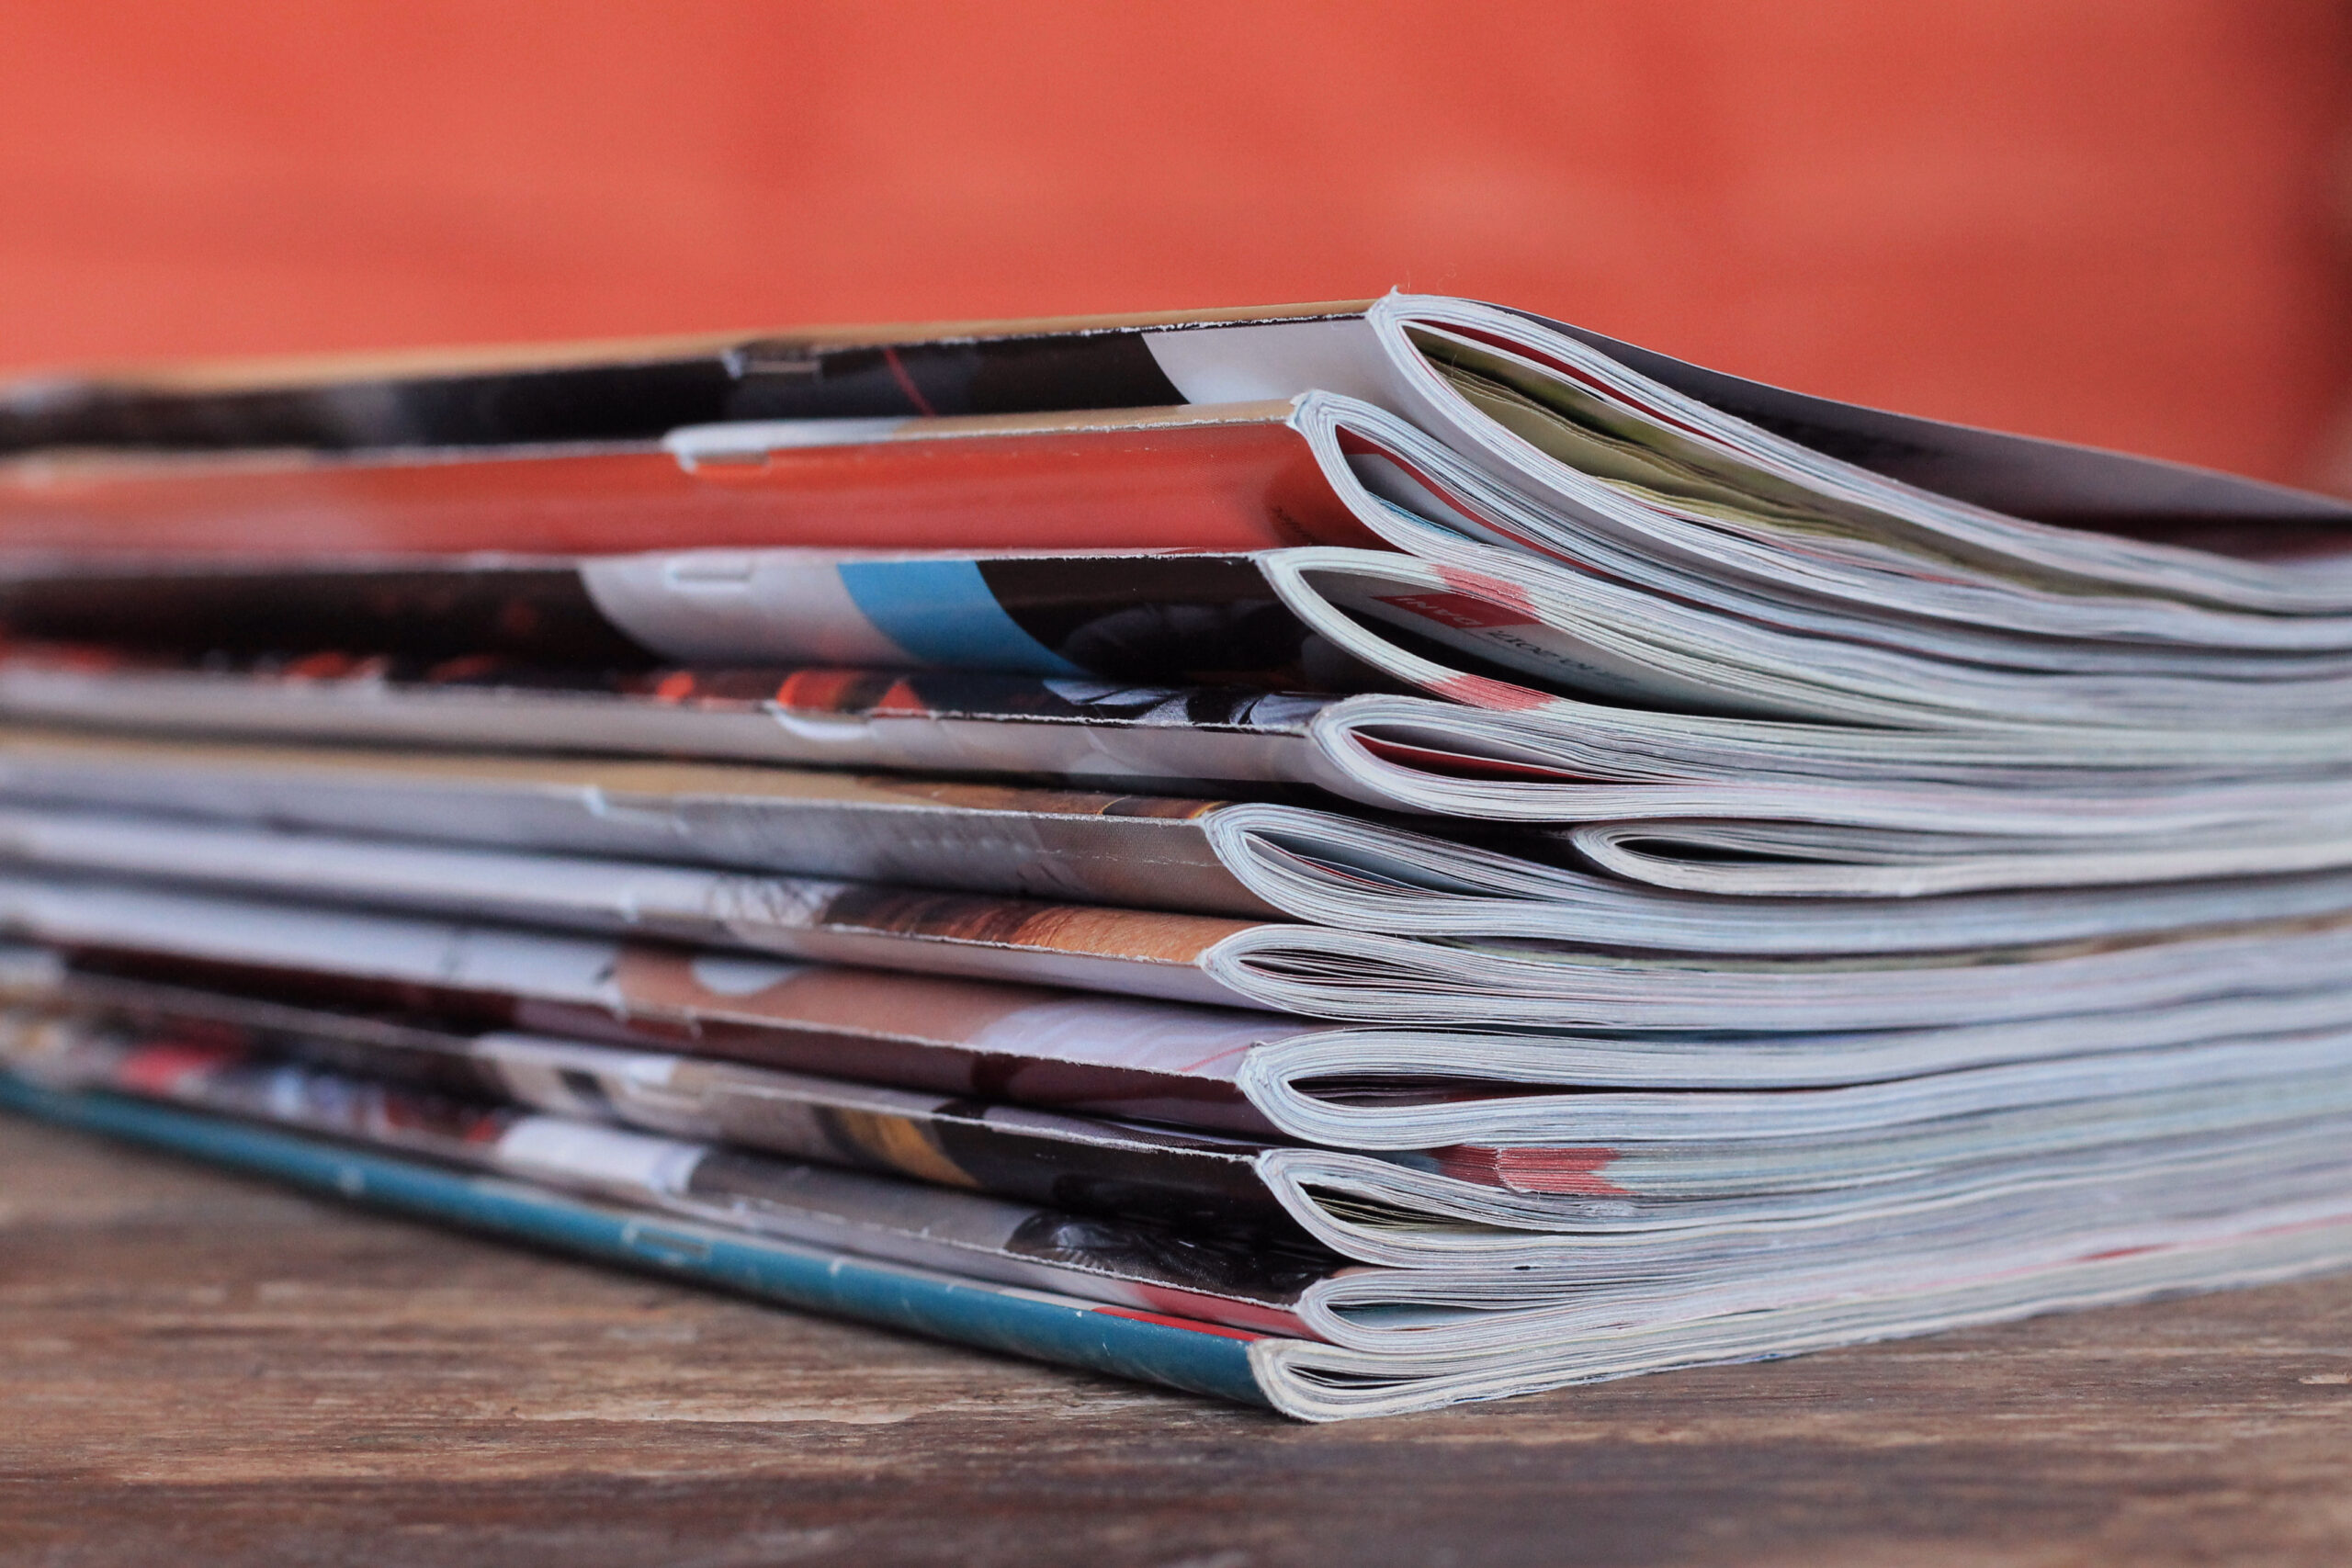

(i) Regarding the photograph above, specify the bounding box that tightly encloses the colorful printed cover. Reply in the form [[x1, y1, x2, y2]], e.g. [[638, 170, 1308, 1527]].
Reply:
[[0, 541, 1772, 726], [3, 1024, 1342, 1334], [0, 404, 1378, 558], [0, 643, 1357, 798], [0, 549, 1393, 692], [17, 977, 1306, 1229], [0, 1071, 1283, 1408], [0, 302, 1360, 451], [0, 811, 1289, 1009], [0, 723, 1296, 917], [14, 892, 1304, 1132]]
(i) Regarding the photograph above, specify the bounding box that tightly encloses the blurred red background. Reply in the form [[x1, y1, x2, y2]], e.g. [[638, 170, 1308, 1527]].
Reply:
[[2, 1, 2347, 486]]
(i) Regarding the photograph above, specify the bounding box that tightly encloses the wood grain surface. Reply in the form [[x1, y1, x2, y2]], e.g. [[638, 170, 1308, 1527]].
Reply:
[[3, 1112, 2348, 1567]]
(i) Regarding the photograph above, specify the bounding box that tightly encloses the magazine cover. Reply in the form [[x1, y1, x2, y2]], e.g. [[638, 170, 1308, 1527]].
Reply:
[[0, 403, 1380, 558], [5, 1020, 1345, 1333], [0, 1068, 1289, 1408], [19, 972, 1308, 1228]]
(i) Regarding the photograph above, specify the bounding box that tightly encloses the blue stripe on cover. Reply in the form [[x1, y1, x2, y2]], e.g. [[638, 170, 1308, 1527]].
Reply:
[[838, 558, 1084, 675], [0, 1075, 1272, 1408]]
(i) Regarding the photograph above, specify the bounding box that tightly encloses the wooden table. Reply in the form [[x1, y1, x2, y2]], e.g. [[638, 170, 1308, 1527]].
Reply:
[[4, 1114, 2348, 1566]]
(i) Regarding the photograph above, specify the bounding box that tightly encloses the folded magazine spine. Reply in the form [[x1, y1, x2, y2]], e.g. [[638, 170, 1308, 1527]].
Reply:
[[0, 1072, 1278, 1409]]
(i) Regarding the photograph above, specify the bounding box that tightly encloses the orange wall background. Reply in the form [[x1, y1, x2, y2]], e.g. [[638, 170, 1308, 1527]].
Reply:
[[2, 1, 2347, 487]]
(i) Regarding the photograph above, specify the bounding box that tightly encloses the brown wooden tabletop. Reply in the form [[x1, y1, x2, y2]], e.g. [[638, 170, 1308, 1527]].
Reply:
[[4, 1113, 2348, 1568]]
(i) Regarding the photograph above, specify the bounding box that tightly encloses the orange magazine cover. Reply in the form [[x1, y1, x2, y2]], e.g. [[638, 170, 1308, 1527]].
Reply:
[[0, 401, 1379, 557]]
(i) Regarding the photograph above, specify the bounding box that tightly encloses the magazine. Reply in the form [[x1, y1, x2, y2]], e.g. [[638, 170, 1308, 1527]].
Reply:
[[13, 732, 2352, 950], [9, 296, 2338, 543], [28, 540, 2352, 733], [0, 302, 1357, 449], [16, 820, 2352, 1030], [0, 547, 1403, 695], [6, 648, 2352, 859], [23, 1008, 2352, 1314]]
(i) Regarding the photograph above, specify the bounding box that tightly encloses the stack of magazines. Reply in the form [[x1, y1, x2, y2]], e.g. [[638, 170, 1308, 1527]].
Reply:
[[4, 296, 2352, 1420]]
